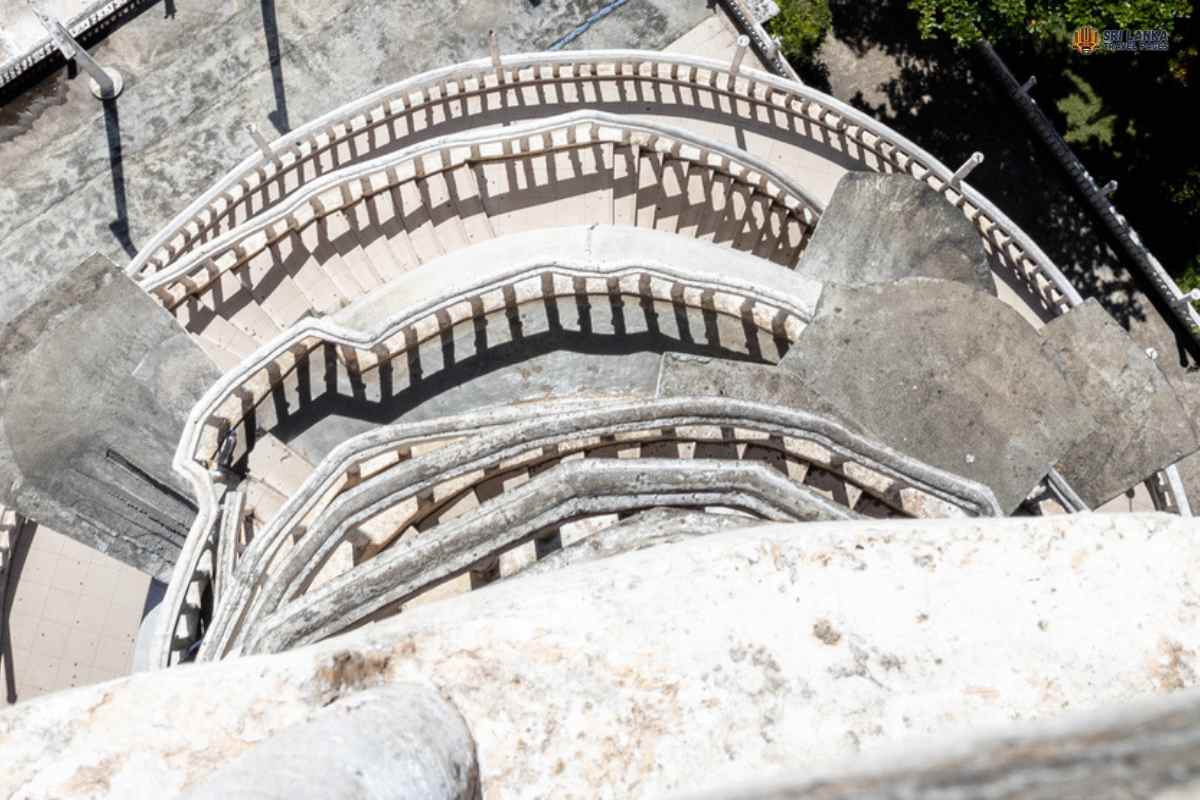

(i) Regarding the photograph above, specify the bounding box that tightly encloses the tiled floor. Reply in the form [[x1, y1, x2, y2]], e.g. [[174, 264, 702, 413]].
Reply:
[[1, 522, 151, 704]]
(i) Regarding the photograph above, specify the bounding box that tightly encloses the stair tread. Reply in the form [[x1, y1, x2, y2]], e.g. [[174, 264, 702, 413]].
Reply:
[[418, 172, 470, 254], [271, 231, 346, 316], [446, 164, 495, 247], [245, 433, 316, 497], [324, 208, 385, 293], [243, 245, 315, 329], [344, 193, 412, 282], [296, 217, 364, 306], [395, 180, 445, 263]]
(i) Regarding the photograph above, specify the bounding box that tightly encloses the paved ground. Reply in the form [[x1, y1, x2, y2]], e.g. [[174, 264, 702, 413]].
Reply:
[[0, 0, 716, 324], [1, 523, 151, 702]]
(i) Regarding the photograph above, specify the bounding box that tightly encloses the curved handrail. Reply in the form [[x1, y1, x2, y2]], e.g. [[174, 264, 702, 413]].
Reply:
[[127, 49, 1082, 316], [212, 397, 1000, 658], [139, 110, 824, 301]]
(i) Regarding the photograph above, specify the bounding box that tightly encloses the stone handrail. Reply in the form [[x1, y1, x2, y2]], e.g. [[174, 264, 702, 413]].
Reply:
[[138, 110, 825, 303], [126, 49, 1083, 317], [208, 397, 1000, 659], [243, 456, 859, 655]]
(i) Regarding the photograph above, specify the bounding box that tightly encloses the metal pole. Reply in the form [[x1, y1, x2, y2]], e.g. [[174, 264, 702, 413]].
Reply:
[[1100, 179, 1118, 197], [949, 152, 984, 187], [29, 3, 123, 100], [728, 35, 749, 90], [246, 123, 281, 168], [488, 30, 503, 83], [1020, 75, 1037, 93]]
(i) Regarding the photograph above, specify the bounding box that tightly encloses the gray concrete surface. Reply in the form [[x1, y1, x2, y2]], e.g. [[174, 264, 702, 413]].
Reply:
[[797, 172, 996, 294], [781, 278, 1088, 512], [0, 254, 222, 579], [656, 352, 864, 434], [0, 0, 717, 324], [1042, 298, 1200, 507]]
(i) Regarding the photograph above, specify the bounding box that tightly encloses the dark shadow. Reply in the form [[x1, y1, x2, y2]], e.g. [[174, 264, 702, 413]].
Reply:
[[103, 99, 138, 258], [261, 0, 290, 134], [813, 0, 1150, 329], [142, 578, 168, 620], [225, 289, 788, 471], [1, 519, 34, 704]]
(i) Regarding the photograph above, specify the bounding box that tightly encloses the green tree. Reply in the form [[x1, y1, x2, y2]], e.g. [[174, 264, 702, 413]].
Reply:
[[908, 0, 1192, 46], [767, 0, 833, 62]]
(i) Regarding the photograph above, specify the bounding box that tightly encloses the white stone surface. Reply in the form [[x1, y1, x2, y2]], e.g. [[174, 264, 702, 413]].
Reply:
[[2, 514, 1199, 799]]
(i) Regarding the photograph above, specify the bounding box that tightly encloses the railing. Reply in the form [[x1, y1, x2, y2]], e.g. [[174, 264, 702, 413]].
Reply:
[[139, 110, 824, 305], [148, 48, 1156, 667], [126, 50, 1082, 320], [151, 243, 821, 667], [204, 397, 1000, 659]]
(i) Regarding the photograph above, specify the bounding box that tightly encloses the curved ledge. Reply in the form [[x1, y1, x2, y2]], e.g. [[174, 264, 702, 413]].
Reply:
[[242, 457, 859, 655], [200, 395, 1002, 661]]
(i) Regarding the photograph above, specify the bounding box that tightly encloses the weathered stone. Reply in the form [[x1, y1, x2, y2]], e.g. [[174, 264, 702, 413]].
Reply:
[[655, 353, 863, 433], [518, 508, 763, 578], [3, 514, 1197, 799], [0, 254, 222, 578], [780, 278, 1087, 511], [681, 690, 1200, 799], [1042, 298, 1200, 507], [796, 173, 996, 294], [183, 684, 479, 800]]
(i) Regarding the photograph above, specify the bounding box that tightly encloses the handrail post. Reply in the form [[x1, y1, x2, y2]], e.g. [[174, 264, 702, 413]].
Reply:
[[246, 123, 282, 169], [1099, 179, 1118, 197], [728, 35, 749, 90], [950, 152, 984, 187], [30, 4, 123, 99], [488, 30, 503, 84]]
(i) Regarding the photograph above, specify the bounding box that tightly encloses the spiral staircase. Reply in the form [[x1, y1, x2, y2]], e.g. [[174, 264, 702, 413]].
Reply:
[[1, 44, 1195, 675]]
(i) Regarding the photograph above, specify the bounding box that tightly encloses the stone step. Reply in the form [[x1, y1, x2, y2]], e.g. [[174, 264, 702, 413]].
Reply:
[[797, 172, 996, 294], [417, 172, 471, 256], [611, 143, 639, 226], [1041, 298, 1200, 507], [445, 163, 496, 248], [239, 244, 314, 330], [340, 190, 411, 284], [243, 433, 317, 499], [295, 217, 361, 309], [270, 230, 350, 316], [394, 179, 446, 263], [321, 208, 384, 297], [780, 278, 1086, 513]]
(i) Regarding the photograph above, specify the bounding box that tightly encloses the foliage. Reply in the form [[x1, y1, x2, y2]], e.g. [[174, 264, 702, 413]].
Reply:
[[1056, 71, 1118, 145], [907, 0, 1192, 46], [767, 0, 833, 62]]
